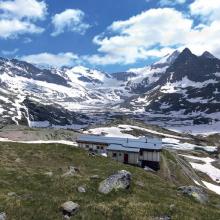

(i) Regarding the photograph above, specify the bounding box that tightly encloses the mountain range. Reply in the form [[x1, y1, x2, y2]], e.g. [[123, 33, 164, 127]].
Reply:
[[0, 48, 219, 132]]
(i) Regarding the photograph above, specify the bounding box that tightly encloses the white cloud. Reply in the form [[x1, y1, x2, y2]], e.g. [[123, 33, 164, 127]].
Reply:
[[51, 9, 90, 36], [0, 19, 44, 39], [86, 8, 193, 65], [1, 48, 19, 55], [0, 0, 47, 20], [0, 0, 46, 39], [83, 6, 220, 66], [21, 52, 80, 67], [190, 0, 220, 22], [84, 47, 175, 65], [159, 0, 186, 6]]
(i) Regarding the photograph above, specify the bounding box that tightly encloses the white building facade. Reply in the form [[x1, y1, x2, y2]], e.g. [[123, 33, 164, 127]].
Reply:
[[76, 135, 162, 170]]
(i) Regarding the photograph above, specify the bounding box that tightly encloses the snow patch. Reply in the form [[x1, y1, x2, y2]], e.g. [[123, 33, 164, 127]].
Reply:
[[180, 154, 220, 183]]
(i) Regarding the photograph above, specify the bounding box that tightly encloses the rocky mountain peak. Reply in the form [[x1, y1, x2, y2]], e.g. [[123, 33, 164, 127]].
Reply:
[[201, 51, 216, 59]]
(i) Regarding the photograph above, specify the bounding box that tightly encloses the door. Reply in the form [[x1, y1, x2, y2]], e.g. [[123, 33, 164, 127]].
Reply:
[[124, 153, 129, 164]]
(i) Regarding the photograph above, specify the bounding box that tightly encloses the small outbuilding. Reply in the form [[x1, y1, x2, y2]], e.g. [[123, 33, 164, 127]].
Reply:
[[76, 135, 162, 170]]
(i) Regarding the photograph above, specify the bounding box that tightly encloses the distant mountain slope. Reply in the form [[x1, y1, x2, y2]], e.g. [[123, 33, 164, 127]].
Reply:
[[0, 48, 220, 129], [125, 50, 180, 94], [0, 59, 132, 126], [128, 48, 220, 126]]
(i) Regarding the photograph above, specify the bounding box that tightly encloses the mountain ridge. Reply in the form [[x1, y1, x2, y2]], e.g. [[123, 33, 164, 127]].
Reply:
[[0, 48, 220, 132]]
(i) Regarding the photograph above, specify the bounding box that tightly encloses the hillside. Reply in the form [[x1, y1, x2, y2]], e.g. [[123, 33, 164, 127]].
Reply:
[[0, 142, 220, 220]]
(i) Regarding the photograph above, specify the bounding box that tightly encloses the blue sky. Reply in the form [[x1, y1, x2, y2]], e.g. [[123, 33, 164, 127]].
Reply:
[[0, 0, 219, 72]]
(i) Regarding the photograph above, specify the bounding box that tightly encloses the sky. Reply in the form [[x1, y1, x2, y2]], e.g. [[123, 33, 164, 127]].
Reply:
[[0, 0, 220, 72]]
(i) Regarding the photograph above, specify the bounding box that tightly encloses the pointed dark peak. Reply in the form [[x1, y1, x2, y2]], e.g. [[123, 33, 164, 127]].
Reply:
[[174, 48, 196, 62], [181, 48, 193, 56], [201, 51, 216, 59]]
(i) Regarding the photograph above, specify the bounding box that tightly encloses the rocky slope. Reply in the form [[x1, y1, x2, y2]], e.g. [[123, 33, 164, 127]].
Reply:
[[127, 49, 220, 131]]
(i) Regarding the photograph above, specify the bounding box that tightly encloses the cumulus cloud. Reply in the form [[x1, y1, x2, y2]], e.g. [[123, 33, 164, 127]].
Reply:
[[85, 8, 193, 65], [190, 0, 220, 22], [0, 0, 47, 20], [0, 0, 46, 39], [0, 19, 44, 39], [51, 9, 90, 36], [83, 6, 220, 66], [159, 0, 186, 6], [21, 52, 80, 67]]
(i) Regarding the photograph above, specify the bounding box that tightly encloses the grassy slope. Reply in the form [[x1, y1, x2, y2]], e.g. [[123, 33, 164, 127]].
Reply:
[[0, 142, 220, 220]]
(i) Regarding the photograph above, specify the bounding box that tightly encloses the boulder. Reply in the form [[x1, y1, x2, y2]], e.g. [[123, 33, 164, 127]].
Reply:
[[98, 170, 131, 194], [0, 212, 6, 220], [77, 186, 86, 193], [60, 201, 79, 219], [178, 186, 209, 204], [62, 166, 79, 177]]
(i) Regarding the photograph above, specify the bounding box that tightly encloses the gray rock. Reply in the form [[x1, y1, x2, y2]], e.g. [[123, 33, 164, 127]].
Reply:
[[98, 170, 131, 194], [90, 175, 100, 180], [7, 192, 16, 197], [15, 158, 21, 163], [0, 212, 6, 220], [77, 186, 86, 193], [178, 186, 209, 204], [44, 171, 53, 177], [60, 201, 79, 219], [62, 166, 79, 177], [152, 216, 171, 220], [169, 204, 175, 210]]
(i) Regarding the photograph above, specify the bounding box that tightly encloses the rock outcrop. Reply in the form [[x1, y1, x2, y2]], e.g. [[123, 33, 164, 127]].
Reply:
[[60, 201, 79, 219], [98, 170, 131, 194], [178, 186, 209, 204]]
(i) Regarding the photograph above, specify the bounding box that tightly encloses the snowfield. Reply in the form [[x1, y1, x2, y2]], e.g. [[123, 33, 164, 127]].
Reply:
[[181, 154, 220, 195], [180, 155, 220, 183], [202, 181, 220, 196], [163, 138, 217, 152], [85, 124, 189, 139]]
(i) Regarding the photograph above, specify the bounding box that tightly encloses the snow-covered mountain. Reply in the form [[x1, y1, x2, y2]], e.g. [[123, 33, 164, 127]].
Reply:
[[124, 50, 180, 94], [128, 48, 220, 130], [0, 58, 134, 127], [0, 48, 219, 130]]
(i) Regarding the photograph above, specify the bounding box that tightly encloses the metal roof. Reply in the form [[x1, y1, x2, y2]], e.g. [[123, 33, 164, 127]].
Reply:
[[77, 135, 162, 150], [107, 144, 140, 152]]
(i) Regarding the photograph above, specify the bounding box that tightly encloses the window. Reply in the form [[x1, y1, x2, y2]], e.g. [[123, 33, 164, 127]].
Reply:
[[86, 145, 89, 149], [119, 153, 121, 156], [112, 153, 117, 157], [140, 150, 143, 156], [101, 146, 104, 150], [97, 146, 100, 150]]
